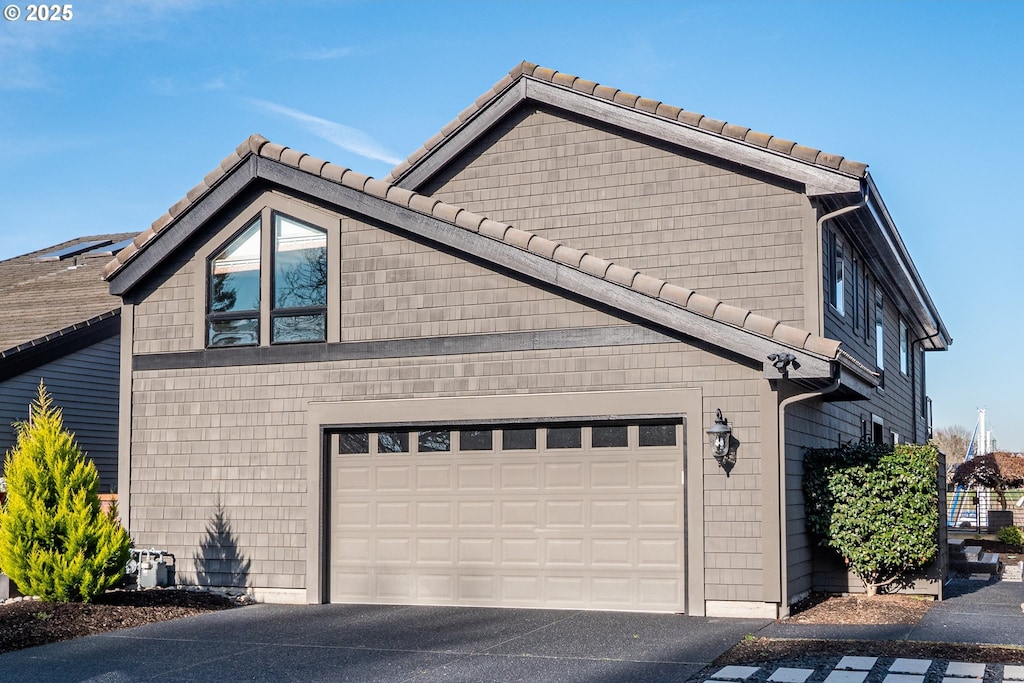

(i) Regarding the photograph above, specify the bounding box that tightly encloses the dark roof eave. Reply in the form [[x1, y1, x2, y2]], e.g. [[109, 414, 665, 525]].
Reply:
[[863, 174, 950, 349], [0, 310, 121, 381]]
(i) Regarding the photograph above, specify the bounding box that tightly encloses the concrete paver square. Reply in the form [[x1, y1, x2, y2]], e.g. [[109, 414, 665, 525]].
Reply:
[[711, 666, 761, 680], [1004, 665, 1024, 680], [837, 657, 878, 671], [946, 662, 986, 678], [882, 675, 924, 683], [824, 671, 869, 683], [890, 659, 932, 674], [769, 668, 814, 683]]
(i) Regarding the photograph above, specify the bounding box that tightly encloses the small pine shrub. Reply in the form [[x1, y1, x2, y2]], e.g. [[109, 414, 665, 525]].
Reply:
[[998, 525, 1024, 548], [0, 382, 130, 602]]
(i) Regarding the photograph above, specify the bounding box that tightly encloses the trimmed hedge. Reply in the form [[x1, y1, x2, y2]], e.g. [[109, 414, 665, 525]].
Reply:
[[804, 442, 940, 595]]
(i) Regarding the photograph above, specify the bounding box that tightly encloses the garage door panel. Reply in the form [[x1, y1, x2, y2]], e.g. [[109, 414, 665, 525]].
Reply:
[[416, 537, 453, 563], [638, 499, 681, 526], [545, 538, 585, 565], [638, 538, 683, 566], [376, 538, 412, 563], [457, 538, 496, 564], [336, 502, 371, 527], [457, 464, 496, 489], [590, 461, 631, 487], [500, 500, 539, 526], [637, 460, 677, 488], [330, 420, 685, 612], [376, 501, 411, 526], [545, 462, 585, 488], [335, 466, 371, 490], [376, 466, 412, 491], [592, 538, 632, 566], [416, 465, 453, 490], [500, 463, 540, 489], [457, 500, 495, 527], [501, 538, 540, 564], [545, 500, 584, 526], [591, 499, 631, 526], [416, 501, 453, 526]]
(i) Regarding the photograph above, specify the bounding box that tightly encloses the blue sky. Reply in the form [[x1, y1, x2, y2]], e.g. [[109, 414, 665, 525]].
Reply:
[[1, 1, 1020, 449]]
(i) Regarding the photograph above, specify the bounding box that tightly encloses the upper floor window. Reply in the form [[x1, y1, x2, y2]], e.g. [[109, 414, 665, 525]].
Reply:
[[874, 288, 885, 369], [851, 258, 860, 331], [829, 230, 845, 315], [206, 211, 327, 348], [272, 214, 327, 343], [208, 219, 261, 347], [899, 319, 910, 375]]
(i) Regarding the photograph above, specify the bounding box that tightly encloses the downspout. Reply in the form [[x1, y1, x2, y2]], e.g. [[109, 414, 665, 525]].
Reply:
[[777, 374, 841, 618], [776, 199, 865, 617]]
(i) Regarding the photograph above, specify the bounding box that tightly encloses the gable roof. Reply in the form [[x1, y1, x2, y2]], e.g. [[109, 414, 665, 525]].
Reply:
[[103, 134, 881, 394], [384, 61, 867, 194], [381, 61, 948, 351], [0, 234, 133, 360]]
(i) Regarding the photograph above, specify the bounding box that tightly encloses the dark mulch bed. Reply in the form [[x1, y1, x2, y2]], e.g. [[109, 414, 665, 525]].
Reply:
[[786, 593, 933, 625], [0, 589, 237, 655]]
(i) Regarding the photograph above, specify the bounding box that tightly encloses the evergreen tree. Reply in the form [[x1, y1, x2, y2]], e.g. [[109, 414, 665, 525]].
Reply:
[[0, 382, 130, 602]]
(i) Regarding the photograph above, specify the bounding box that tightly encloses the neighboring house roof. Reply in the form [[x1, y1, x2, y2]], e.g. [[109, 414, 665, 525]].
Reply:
[[103, 134, 880, 396], [0, 234, 133, 365], [384, 61, 867, 191]]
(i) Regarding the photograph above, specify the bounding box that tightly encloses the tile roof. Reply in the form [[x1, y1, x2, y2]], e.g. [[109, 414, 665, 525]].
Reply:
[[383, 61, 868, 184], [0, 234, 135, 355], [102, 135, 842, 361]]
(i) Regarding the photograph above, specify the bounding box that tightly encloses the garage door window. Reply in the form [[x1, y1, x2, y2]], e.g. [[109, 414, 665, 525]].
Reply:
[[546, 426, 582, 449], [639, 423, 677, 447], [332, 422, 681, 456], [378, 431, 409, 453], [502, 428, 537, 450], [460, 429, 493, 451], [592, 425, 628, 448], [337, 431, 369, 454], [417, 430, 450, 452]]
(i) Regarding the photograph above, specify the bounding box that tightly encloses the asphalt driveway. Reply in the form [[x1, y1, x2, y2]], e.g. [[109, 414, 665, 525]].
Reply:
[[0, 603, 769, 682]]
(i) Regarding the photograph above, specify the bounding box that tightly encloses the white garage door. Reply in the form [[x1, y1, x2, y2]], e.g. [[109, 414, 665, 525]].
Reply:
[[329, 421, 685, 612]]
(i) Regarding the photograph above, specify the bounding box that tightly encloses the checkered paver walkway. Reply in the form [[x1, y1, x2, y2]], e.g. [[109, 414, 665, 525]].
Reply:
[[707, 658, 1012, 683]]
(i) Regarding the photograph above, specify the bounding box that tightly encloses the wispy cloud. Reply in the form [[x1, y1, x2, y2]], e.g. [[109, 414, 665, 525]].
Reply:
[[246, 98, 402, 166], [294, 47, 354, 61]]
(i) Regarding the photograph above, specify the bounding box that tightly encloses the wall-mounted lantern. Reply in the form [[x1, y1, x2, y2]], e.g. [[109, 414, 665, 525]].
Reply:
[[706, 408, 735, 474]]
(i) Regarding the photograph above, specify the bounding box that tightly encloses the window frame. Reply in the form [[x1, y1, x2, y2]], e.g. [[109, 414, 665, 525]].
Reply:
[[205, 217, 262, 348], [195, 194, 340, 350], [899, 319, 910, 376], [269, 211, 328, 345], [830, 230, 845, 316], [874, 287, 885, 370]]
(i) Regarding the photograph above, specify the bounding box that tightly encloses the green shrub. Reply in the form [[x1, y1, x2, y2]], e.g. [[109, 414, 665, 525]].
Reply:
[[0, 383, 130, 602], [804, 442, 940, 595], [998, 525, 1024, 547]]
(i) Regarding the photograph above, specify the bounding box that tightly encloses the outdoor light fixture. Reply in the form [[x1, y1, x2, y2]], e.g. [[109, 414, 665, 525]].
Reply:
[[706, 408, 735, 473]]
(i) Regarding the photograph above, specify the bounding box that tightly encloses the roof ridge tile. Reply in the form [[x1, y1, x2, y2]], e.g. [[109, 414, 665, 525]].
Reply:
[[385, 62, 867, 186]]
